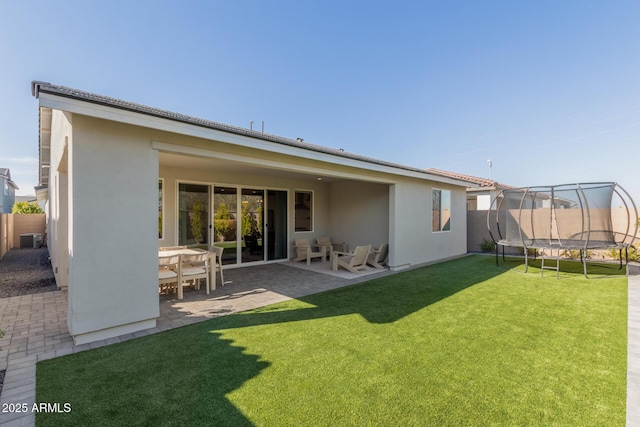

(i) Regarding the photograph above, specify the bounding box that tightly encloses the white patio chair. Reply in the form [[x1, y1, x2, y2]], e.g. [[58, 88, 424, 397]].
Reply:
[[293, 238, 327, 265], [210, 245, 225, 286], [367, 243, 389, 269], [333, 244, 372, 274], [180, 252, 210, 295], [158, 253, 181, 295], [316, 236, 347, 261]]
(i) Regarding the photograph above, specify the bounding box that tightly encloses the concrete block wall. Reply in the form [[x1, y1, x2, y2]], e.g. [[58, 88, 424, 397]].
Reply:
[[0, 214, 46, 260]]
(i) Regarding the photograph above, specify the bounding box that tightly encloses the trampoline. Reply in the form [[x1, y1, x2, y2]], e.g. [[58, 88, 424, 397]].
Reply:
[[487, 182, 638, 277]]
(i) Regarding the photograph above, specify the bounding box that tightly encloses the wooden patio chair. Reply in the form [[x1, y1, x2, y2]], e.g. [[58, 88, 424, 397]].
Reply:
[[293, 238, 327, 265], [367, 243, 389, 269], [316, 236, 347, 261], [180, 252, 210, 295], [210, 245, 225, 286], [333, 244, 372, 274], [158, 253, 181, 295]]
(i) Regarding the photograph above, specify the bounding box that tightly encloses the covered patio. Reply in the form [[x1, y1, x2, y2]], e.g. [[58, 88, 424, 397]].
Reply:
[[157, 148, 392, 270]]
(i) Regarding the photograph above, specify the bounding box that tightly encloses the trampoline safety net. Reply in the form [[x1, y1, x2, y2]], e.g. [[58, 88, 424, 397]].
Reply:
[[487, 182, 638, 276]]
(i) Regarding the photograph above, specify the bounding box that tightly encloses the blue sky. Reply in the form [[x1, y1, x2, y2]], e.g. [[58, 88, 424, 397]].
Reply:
[[1, 1, 639, 205]]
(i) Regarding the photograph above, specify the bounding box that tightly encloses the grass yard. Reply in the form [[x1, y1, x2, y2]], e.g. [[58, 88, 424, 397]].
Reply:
[[36, 255, 628, 426]]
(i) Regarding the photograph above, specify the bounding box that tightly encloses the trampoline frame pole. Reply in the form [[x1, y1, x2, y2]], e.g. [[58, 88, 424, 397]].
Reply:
[[519, 188, 530, 273]]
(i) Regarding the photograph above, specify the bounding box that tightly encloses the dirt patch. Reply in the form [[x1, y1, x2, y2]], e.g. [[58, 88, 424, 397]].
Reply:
[[0, 248, 58, 298]]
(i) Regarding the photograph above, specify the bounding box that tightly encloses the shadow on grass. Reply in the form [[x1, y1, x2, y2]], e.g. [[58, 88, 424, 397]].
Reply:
[[213, 255, 507, 330], [37, 255, 507, 426], [37, 323, 268, 426]]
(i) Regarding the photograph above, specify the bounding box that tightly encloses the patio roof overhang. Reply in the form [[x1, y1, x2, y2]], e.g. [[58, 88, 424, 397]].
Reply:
[[32, 81, 472, 189]]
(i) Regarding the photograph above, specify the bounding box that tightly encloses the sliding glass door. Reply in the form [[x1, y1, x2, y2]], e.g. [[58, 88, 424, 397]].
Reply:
[[204, 185, 288, 265], [241, 189, 264, 263], [178, 183, 209, 247], [213, 187, 238, 265], [267, 190, 287, 261]]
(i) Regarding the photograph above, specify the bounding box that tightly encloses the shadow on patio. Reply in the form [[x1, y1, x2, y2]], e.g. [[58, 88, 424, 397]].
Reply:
[[157, 262, 395, 331]]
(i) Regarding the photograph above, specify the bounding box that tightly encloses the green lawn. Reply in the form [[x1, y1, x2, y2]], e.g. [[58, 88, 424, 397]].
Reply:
[[36, 255, 628, 426]]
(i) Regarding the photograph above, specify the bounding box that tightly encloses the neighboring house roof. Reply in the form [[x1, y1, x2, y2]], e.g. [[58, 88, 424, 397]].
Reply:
[[31, 81, 472, 189], [426, 168, 514, 190], [16, 195, 36, 203], [0, 168, 19, 190]]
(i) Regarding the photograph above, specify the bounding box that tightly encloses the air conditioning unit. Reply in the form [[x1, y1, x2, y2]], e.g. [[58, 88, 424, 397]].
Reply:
[[20, 233, 42, 249]]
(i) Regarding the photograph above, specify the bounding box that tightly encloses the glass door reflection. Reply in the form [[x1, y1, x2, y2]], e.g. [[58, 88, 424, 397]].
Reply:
[[241, 189, 264, 263], [213, 186, 238, 265], [178, 183, 209, 248], [267, 190, 287, 261]]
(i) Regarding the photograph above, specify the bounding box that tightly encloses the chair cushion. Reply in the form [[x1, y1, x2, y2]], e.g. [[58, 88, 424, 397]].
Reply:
[[159, 270, 178, 279], [182, 267, 206, 276]]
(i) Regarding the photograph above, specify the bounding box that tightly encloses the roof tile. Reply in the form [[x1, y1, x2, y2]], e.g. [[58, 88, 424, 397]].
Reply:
[[426, 168, 514, 189]]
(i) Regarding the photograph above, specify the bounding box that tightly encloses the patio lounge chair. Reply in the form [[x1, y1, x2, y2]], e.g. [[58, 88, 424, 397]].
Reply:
[[158, 253, 181, 295], [367, 243, 389, 269], [333, 244, 372, 274], [293, 238, 327, 265], [316, 236, 347, 261]]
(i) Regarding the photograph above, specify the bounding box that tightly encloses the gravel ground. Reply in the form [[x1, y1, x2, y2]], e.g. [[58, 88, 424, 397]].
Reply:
[[0, 247, 58, 298]]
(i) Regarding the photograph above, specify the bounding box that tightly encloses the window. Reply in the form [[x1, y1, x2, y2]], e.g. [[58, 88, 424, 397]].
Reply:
[[158, 180, 163, 239], [432, 189, 451, 232], [294, 190, 313, 232]]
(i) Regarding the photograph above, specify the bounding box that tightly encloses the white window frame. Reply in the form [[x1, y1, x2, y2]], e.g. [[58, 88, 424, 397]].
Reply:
[[432, 188, 452, 233], [294, 189, 314, 233], [158, 178, 164, 240]]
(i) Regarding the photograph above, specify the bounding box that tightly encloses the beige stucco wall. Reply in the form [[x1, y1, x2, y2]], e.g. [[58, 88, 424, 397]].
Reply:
[[389, 180, 467, 269], [48, 110, 73, 290], [329, 180, 389, 251], [63, 115, 159, 343]]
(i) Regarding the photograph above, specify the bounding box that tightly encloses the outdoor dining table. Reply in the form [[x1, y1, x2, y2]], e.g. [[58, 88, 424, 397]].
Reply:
[[158, 248, 217, 299]]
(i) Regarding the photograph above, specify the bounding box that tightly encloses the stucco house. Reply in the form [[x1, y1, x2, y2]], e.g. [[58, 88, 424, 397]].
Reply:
[[32, 81, 473, 345], [0, 168, 19, 213]]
